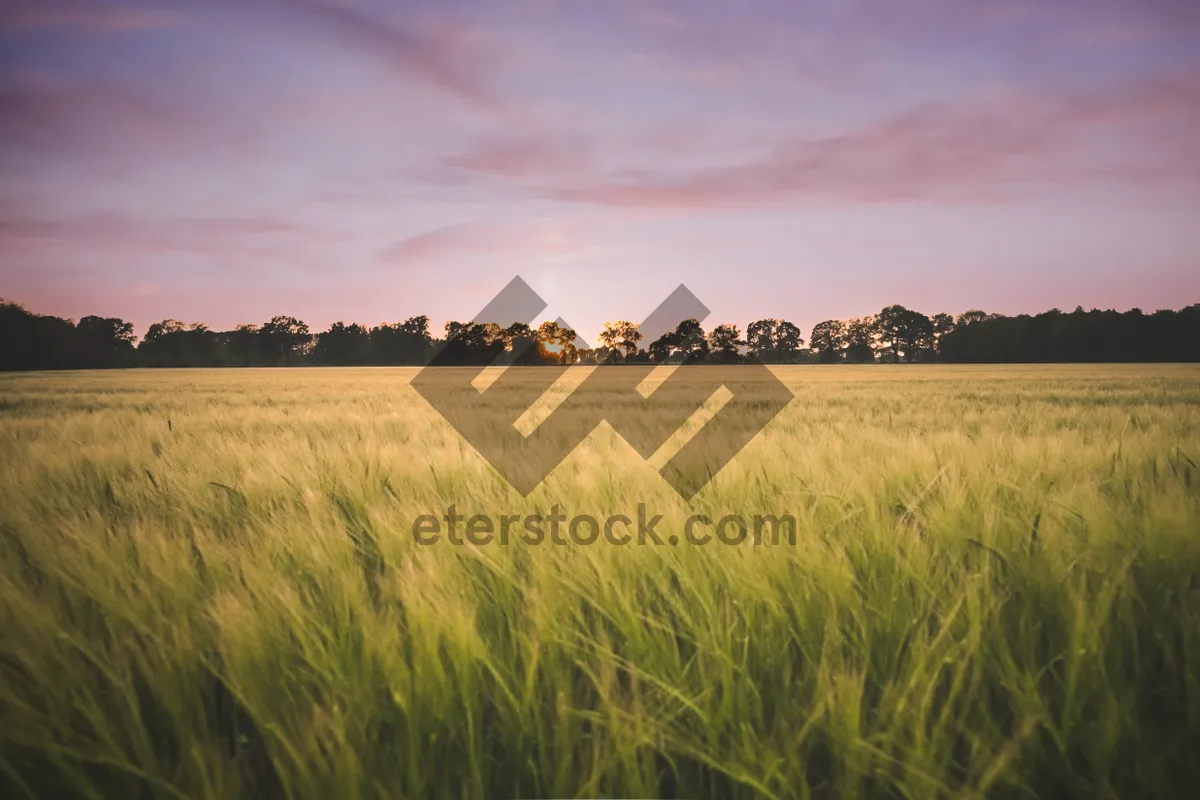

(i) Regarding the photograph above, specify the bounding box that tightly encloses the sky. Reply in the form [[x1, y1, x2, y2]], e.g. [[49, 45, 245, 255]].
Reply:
[[1, 0, 1198, 344]]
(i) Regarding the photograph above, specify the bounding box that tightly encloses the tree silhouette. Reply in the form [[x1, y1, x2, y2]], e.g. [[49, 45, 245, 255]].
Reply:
[[874, 306, 907, 363], [2, 297, 1198, 370], [1, 299, 84, 369], [746, 319, 774, 361], [228, 324, 263, 365], [436, 321, 506, 366], [188, 323, 218, 365], [747, 318, 804, 363], [598, 320, 642, 361], [499, 323, 538, 366], [140, 320, 185, 366], [931, 313, 956, 355], [844, 317, 877, 363], [370, 316, 433, 365], [77, 315, 137, 368], [503, 323, 533, 346], [675, 319, 709, 363], [809, 320, 847, 363], [874, 305, 933, 363], [708, 323, 744, 364], [480, 323, 505, 349], [956, 309, 992, 327], [648, 330, 679, 363], [139, 321, 219, 367], [939, 304, 1200, 363], [260, 316, 310, 366], [313, 322, 371, 365], [536, 320, 579, 364]]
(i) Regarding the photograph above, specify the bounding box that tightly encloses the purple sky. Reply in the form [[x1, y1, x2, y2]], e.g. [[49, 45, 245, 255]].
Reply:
[[2, 0, 1199, 343]]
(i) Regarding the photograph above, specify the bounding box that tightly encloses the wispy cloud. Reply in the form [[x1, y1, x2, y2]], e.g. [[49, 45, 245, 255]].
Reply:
[[229, 0, 511, 113], [378, 216, 599, 268], [0, 74, 256, 171], [547, 75, 1200, 209], [441, 134, 592, 178], [0, 1, 183, 31], [0, 214, 338, 261]]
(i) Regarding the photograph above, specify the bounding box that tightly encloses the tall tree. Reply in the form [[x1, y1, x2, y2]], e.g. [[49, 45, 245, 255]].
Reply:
[[874, 305, 933, 363], [648, 331, 679, 363], [746, 319, 775, 361], [844, 316, 877, 363], [500, 323, 537, 365], [1, 299, 80, 370], [502, 323, 533, 347], [480, 322, 505, 347], [956, 309, 991, 327], [313, 322, 371, 365], [707, 323, 744, 363], [437, 321, 505, 366], [674, 319, 709, 363], [186, 323, 218, 366], [76, 315, 137, 368], [140, 319, 186, 366], [536, 320, 580, 364], [931, 313, 956, 356], [598, 320, 642, 361], [809, 319, 847, 363], [260, 316, 311, 366], [144, 319, 185, 342], [137, 320, 218, 366], [908, 312, 935, 361], [874, 306, 907, 364], [228, 324, 263, 365], [505, 322, 545, 366], [774, 321, 804, 361], [370, 316, 433, 364], [747, 318, 804, 363]]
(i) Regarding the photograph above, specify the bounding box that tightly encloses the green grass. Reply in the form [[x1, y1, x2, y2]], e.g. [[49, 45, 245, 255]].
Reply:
[[1, 365, 1198, 799]]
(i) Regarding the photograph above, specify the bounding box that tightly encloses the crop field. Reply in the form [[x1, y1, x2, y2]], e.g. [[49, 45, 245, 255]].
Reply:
[[1, 365, 1198, 799]]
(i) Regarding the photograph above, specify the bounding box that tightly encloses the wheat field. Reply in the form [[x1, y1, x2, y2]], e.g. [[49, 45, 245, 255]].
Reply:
[[1, 365, 1198, 799]]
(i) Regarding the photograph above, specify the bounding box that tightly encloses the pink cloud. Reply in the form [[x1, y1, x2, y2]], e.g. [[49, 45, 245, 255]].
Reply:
[[0, 74, 256, 168], [378, 220, 494, 265], [546, 74, 1200, 209], [377, 216, 600, 268], [636, 9, 685, 31], [227, 0, 512, 114], [0, 214, 339, 261], [441, 135, 592, 177], [0, 1, 183, 31]]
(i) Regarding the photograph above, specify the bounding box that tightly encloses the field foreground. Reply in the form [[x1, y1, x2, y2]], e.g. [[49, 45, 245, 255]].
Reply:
[[1, 365, 1198, 799]]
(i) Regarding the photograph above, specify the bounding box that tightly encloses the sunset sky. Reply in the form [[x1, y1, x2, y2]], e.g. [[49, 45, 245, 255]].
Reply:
[[2, 0, 1198, 344]]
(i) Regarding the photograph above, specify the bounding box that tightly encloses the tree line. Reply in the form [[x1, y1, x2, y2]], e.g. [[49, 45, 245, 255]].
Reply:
[[1, 297, 1197, 371]]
